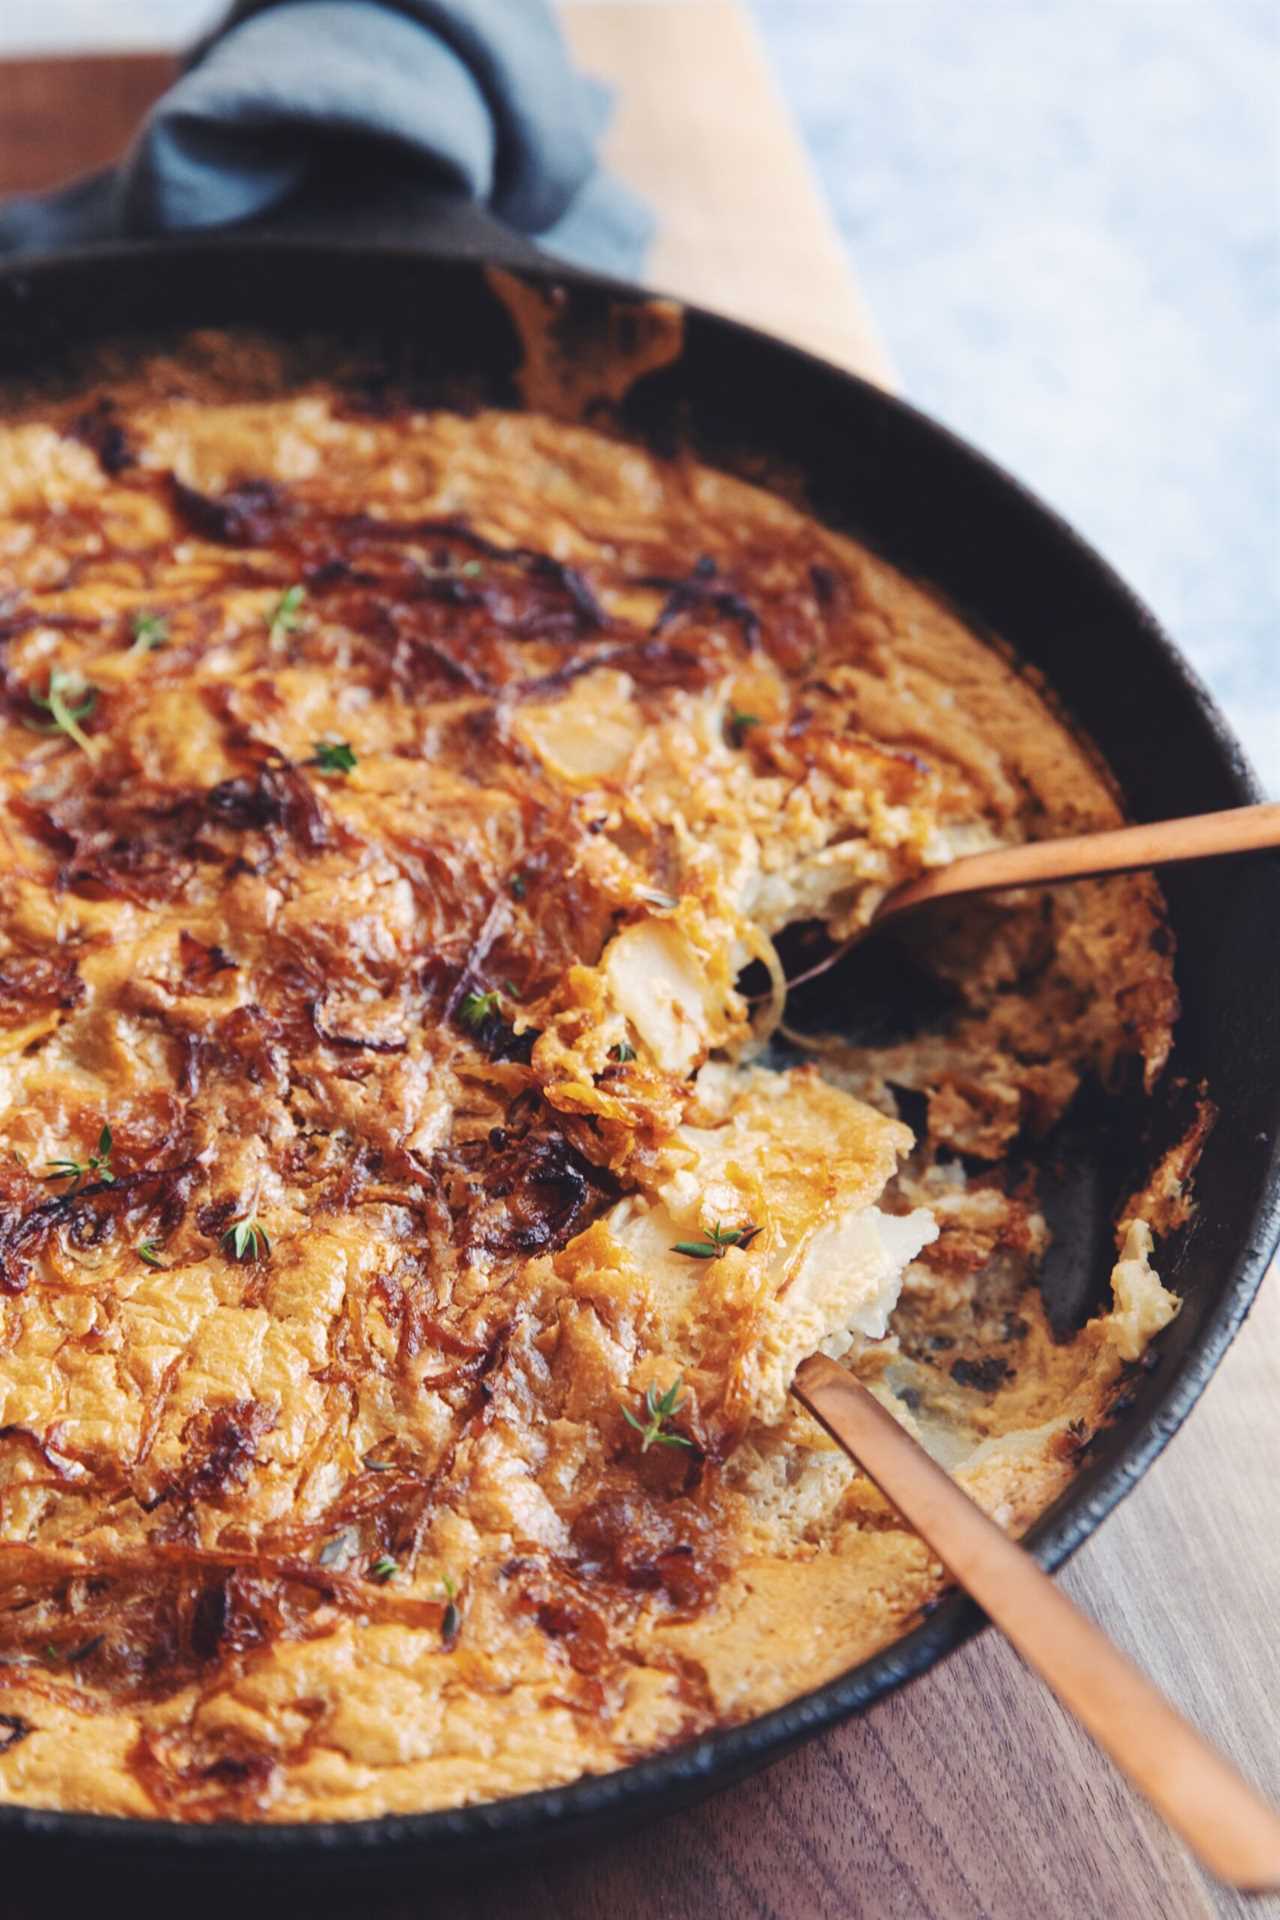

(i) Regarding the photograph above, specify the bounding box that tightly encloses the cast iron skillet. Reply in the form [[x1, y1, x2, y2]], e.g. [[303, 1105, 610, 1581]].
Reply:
[[0, 187, 1275, 1885]]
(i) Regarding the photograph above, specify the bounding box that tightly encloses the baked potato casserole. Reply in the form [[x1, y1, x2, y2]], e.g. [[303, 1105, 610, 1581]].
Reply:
[[0, 335, 1193, 1821]]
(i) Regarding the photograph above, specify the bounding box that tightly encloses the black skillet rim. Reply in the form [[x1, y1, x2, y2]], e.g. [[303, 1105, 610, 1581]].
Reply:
[[0, 235, 1275, 1869]]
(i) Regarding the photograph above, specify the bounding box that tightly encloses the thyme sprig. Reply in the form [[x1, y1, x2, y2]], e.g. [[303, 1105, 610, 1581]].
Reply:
[[454, 984, 537, 1064], [728, 709, 760, 747], [222, 1214, 270, 1263], [136, 1239, 166, 1268], [30, 668, 99, 759], [621, 1377, 693, 1453], [458, 988, 501, 1030], [609, 1041, 636, 1064], [369, 1555, 399, 1584], [671, 1221, 760, 1261], [268, 584, 306, 645], [130, 612, 169, 654], [44, 1124, 113, 1191], [308, 738, 357, 775]]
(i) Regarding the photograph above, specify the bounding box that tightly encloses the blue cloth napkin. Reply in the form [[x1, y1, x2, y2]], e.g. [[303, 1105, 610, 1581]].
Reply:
[[0, 0, 651, 275]]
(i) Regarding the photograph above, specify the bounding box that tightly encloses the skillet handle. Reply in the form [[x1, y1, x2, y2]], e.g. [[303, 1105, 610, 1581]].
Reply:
[[238, 159, 549, 269]]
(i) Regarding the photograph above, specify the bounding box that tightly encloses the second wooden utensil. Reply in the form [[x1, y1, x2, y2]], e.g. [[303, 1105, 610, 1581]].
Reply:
[[792, 1352, 1280, 1894]]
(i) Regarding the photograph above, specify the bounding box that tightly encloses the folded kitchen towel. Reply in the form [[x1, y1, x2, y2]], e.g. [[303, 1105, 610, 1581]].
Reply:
[[0, 0, 651, 273]]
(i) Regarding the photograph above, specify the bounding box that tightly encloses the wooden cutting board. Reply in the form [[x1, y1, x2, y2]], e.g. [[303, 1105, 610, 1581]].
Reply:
[[0, 7, 1275, 1916]]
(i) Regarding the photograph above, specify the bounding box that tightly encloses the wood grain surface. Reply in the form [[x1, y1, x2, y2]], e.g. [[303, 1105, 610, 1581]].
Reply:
[[0, 8, 1276, 1917]]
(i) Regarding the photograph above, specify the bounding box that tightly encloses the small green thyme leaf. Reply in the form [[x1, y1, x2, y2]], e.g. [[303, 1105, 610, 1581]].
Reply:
[[222, 1215, 270, 1263], [44, 1124, 113, 1191], [362, 1455, 393, 1473], [136, 1239, 166, 1269], [458, 989, 501, 1031], [30, 668, 99, 759], [609, 1041, 636, 1064], [620, 1376, 693, 1453], [130, 611, 170, 654], [268, 583, 306, 644], [44, 1158, 87, 1187], [728, 709, 760, 747], [368, 1555, 399, 1584], [441, 1573, 460, 1641], [309, 738, 357, 775], [508, 872, 527, 901], [671, 1221, 760, 1261], [460, 560, 484, 578], [638, 887, 678, 911]]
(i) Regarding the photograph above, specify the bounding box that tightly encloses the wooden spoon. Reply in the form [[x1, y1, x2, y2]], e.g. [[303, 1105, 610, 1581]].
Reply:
[[792, 1353, 1280, 1893], [785, 801, 1280, 992]]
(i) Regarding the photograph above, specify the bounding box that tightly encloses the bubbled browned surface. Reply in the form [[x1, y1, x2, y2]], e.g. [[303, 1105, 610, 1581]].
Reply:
[[0, 337, 1180, 1822]]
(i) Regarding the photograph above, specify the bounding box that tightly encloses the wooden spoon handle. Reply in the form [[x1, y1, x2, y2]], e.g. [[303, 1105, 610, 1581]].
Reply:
[[792, 1353, 1280, 1892], [877, 800, 1280, 924]]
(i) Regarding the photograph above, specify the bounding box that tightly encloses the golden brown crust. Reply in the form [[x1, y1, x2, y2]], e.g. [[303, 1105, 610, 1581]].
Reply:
[[0, 336, 1183, 1821]]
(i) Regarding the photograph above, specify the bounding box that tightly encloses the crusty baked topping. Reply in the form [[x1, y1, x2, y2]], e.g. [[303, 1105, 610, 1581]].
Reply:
[[0, 338, 1183, 1821]]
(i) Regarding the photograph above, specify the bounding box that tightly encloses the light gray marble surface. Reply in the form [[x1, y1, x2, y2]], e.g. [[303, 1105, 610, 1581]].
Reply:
[[2, 0, 1276, 786], [751, 0, 1279, 790]]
